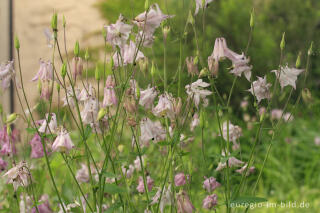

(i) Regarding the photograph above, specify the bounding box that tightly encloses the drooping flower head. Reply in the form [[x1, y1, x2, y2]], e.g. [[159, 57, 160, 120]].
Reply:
[[105, 14, 133, 47], [30, 134, 45, 159], [152, 93, 177, 120], [113, 41, 145, 67], [151, 185, 172, 213], [185, 79, 212, 108], [235, 163, 255, 176], [203, 176, 221, 193], [0, 61, 15, 90], [31, 194, 53, 213], [248, 76, 271, 103], [140, 117, 166, 146], [272, 65, 304, 90], [81, 98, 99, 125], [38, 113, 57, 134], [175, 173, 187, 187], [71, 57, 83, 81], [3, 161, 30, 191], [202, 194, 218, 210], [176, 191, 195, 213], [103, 75, 117, 107], [0, 158, 8, 172], [222, 121, 242, 143], [139, 85, 158, 110], [137, 176, 154, 193], [195, 0, 214, 15], [52, 128, 74, 153], [32, 59, 53, 82], [186, 57, 199, 76], [76, 164, 90, 183], [216, 151, 244, 171]]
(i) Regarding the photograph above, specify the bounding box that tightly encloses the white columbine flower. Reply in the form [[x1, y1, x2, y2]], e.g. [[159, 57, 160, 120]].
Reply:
[[32, 59, 53, 81], [140, 117, 166, 145], [38, 113, 57, 133], [185, 79, 212, 108], [105, 14, 133, 47], [222, 121, 242, 143], [195, 0, 214, 15], [76, 164, 90, 183], [113, 41, 145, 67], [139, 85, 158, 110], [272, 65, 304, 90], [3, 161, 30, 191], [152, 93, 176, 120], [248, 76, 271, 103], [151, 185, 172, 213], [81, 98, 99, 125], [52, 128, 74, 153]]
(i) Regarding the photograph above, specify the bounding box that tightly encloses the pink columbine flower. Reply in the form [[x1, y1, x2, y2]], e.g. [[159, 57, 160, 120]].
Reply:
[[32, 59, 53, 81], [103, 75, 117, 107], [175, 173, 187, 187], [272, 65, 304, 90], [0, 126, 18, 156], [139, 85, 158, 110], [78, 84, 95, 102], [235, 163, 255, 176], [113, 41, 145, 67], [195, 0, 214, 15], [30, 134, 45, 159], [203, 176, 221, 193], [71, 57, 83, 81], [134, 155, 145, 171], [151, 185, 172, 213], [0, 61, 15, 90], [222, 121, 242, 146], [3, 161, 30, 191], [137, 176, 154, 193], [52, 129, 74, 153], [140, 117, 166, 145], [105, 14, 133, 47], [176, 191, 195, 213], [186, 57, 199, 76], [216, 152, 244, 171], [40, 81, 53, 101], [0, 158, 8, 172], [185, 79, 212, 108], [76, 164, 90, 183], [248, 76, 271, 103], [80, 98, 99, 125], [152, 93, 177, 120], [62, 86, 81, 107], [202, 194, 218, 210], [133, 3, 174, 35], [190, 113, 200, 132], [31, 194, 53, 213], [38, 113, 57, 134]]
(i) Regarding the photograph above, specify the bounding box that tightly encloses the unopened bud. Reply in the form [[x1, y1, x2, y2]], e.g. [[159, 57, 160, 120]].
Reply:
[[199, 68, 209, 78], [95, 66, 100, 80], [144, 0, 149, 11], [85, 48, 90, 61], [102, 27, 107, 40], [139, 58, 148, 73], [302, 88, 312, 103], [7, 125, 12, 136], [260, 112, 265, 122], [6, 113, 17, 124], [280, 32, 285, 50], [61, 63, 67, 78], [250, 8, 254, 28], [37, 79, 42, 94], [151, 61, 156, 77], [56, 83, 60, 93], [187, 10, 194, 25], [51, 12, 58, 30], [163, 26, 170, 41], [97, 108, 107, 121], [295, 52, 301, 68], [308, 42, 313, 56], [74, 41, 80, 57], [14, 36, 20, 50], [136, 83, 140, 100], [118, 144, 124, 153], [199, 110, 206, 128], [62, 15, 66, 28]]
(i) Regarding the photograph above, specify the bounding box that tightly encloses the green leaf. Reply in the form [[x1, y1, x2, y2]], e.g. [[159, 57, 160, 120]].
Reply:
[[157, 141, 170, 146], [102, 172, 118, 179], [105, 202, 122, 213], [26, 127, 37, 134], [230, 196, 267, 205], [104, 184, 126, 194]]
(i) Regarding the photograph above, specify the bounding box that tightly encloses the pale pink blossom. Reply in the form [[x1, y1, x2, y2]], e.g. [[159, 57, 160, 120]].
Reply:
[[176, 191, 195, 213], [52, 129, 74, 153], [216, 152, 244, 171], [151, 185, 172, 213], [81, 98, 99, 125], [62, 86, 81, 107], [3, 161, 30, 191], [38, 113, 57, 134], [195, 0, 214, 15], [140, 117, 166, 145], [202, 194, 218, 210], [190, 113, 200, 131], [228, 53, 252, 81], [113, 41, 145, 67], [203, 176, 221, 193], [134, 155, 145, 171], [105, 14, 133, 47], [222, 121, 242, 145], [32, 59, 53, 81], [122, 164, 135, 178], [31, 194, 53, 213], [76, 164, 90, 183], [208, 38, 228, 75], [186, 57, 199, 76], [133, 3, 174, 35], [0, 158, 7, 172], [248, 76, 271, 103], [103, 76, 117, 107], [185, 79, 212, 108], [152, 93, 176, 120], [79, 84, 95, 102], [272, 65, 304, 89], [175, 173, 187, 186], [139, 85, 158, 109], [40, 81, 53, 100], [137, 176, 154, 193], [0, 61, 15, 90], [136, 31, 155, 47], [314, 137, 320, 146], [235, 163, 255, 176]]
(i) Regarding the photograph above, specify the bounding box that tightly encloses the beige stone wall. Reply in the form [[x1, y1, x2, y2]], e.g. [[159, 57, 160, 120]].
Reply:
[[13, 0, 106, 114]]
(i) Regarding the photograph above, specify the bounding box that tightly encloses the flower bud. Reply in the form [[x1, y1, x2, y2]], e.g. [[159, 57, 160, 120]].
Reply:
[[151, 61, 156, 77], [250, 8, 254, 28], [97, 108, 107, 121], [6, 113, 17, 124], [295, 52, 301, 68], [74, 41, 80, 57], [56, 83, 60, 93], [199, 68, 209, 78], [280, 32, 285, 50], [62, 15, 66, 28], [163, 26, 170, 41], [199, 109, 206, 128], [61, 63, 67, 78], [302, 88, 312, 104], [187, 10, 194, 25], [95, 66, 100, 80], [102, 27, 107, 40], [260, 112, 265, 122], [7, 125, 12, 136], [136, 83, 140, 100], [85, 48, 90, 61], [144, 0, 149, 11], [51, 12, 58, 30], [118, 144, 124, 153], [308, 41, 313, 56], [14, 36, 20, 50], [37, 79, 42, 94]]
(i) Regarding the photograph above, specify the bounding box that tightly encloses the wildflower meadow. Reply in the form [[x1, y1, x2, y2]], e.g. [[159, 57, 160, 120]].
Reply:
[[0, 0, 319, 212]]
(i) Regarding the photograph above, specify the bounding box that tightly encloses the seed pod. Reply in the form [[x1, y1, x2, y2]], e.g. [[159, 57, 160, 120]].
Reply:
[[280, 32, 285, 50], [74, 41, 80, 57], [14, 36, 20, 50]]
